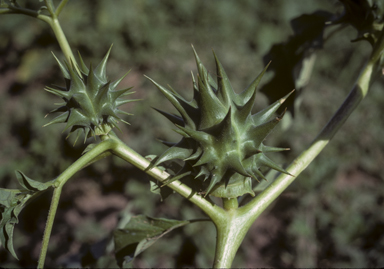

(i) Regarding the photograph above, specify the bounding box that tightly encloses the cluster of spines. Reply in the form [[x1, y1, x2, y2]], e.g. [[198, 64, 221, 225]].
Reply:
[[44, 46, 137, 144], [146, 46, 292, 196]]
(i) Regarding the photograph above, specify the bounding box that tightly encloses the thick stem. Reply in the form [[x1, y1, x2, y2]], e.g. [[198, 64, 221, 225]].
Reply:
[[222, 198, 238, 211], [213, 212, 248, 268]]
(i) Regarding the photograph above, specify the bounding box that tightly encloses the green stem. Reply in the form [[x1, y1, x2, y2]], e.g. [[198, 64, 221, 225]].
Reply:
[[37, 187, 62, 269], [107, 134, 224, 221], [55, 0, 70, 18], [212, 211, 247, 268], [44, 0, 56, 17], [42, 0, 77, 66], [222, 198, 238, 211], [46, 17, 80, 73], [37, 140, 115, 268]]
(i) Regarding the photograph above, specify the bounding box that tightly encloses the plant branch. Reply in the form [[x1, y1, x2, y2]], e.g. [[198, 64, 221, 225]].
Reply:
[[37, 186, 62, 269], [44, 0, 56, 17], [212, 211, 250, 269], [37, 139, 115, 268], [107, 134, 225, 221], [55, 0, 69, 17], [0, 4, 51, 23], [46, 17, 80, 73]]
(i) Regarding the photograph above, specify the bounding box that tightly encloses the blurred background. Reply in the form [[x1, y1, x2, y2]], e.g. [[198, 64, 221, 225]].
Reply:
[[0, 0, 383, 267]]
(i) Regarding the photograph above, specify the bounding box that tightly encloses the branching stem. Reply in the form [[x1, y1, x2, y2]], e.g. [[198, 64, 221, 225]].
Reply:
[[37, 139, 114, 268], [209, 31, 384, 268], [37, 134, 224, 268]]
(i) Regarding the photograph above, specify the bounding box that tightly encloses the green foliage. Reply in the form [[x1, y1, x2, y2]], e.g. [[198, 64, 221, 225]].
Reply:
[[113, 215, 195, 267], [0, 171, 52, 260]]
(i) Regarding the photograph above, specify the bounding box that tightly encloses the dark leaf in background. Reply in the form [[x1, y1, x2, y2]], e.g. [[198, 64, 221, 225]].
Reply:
[[338, 0, 384, 44], [113, 215, 192, 268], [261, 11, 334, 116]]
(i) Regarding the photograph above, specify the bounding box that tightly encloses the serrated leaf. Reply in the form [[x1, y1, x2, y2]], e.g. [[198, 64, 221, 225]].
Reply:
[[113, 215, 192, 268]]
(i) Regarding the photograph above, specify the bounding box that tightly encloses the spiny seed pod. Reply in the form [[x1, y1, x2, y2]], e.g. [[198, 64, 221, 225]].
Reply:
[[146, 46, 293, 198], [44, 46, 137, 144]]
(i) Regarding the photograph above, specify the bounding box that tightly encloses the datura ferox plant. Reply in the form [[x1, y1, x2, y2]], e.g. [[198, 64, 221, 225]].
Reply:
[[44, 46, 136, 143], [146, 47, 293, 198], [2, 1, 383, 268]]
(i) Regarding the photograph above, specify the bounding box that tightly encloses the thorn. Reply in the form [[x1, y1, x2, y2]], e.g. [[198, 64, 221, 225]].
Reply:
[[279, 89, 295, 104]]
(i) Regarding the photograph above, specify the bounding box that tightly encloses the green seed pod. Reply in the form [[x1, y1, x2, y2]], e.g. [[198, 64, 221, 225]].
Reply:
[[147, 46, 293, 198], [44, 46, 136, 144]]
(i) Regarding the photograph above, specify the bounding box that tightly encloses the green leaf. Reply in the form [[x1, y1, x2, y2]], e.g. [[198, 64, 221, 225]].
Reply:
[[0, 188, 22, 208], [15, 170, 51, 191], [0, 190, 37, 260], [0, 172, 52, 259], [113, 215, 192, 268]]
